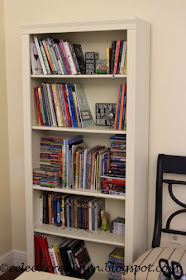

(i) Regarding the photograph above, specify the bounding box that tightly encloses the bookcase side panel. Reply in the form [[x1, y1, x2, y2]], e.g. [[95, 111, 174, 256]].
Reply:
[[124, 28, 136, 265], [22, 33, 34, 266], [133, 20, 150, 260]]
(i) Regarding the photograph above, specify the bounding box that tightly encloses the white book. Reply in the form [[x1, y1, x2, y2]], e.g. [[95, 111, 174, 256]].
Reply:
[[48, 247, 61, 275], [30, 43, 43, 75], [39, 194, 43, 223], [119, 41, 127, 74], [33, 35, 47, 75], [63, 41, 78, 75]]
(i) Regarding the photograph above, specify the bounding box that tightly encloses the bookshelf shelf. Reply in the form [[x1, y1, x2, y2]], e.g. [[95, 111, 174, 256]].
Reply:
[[22, 17, 150, 278], [33, 185, 126, 200], [34, 224, 125, 247], [31, 74, 127, 79], [32, 125, 127, 135]]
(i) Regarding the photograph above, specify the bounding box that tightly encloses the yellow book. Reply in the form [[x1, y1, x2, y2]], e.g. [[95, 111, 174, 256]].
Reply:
[[107, 47, 111, 74]]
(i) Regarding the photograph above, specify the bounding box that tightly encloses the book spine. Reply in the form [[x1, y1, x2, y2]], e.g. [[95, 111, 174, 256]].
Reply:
[[39, 194, 43, 223], [55, 43, 67, 74], [70, 44, 81, 74], [55, 84, 65, 126], [51, 84, 63, 126], [38, 87, 46, 125], [113, 40, 121, 74], [48, 194, 52, 225], [61, 85, 71, 127], [123, 47, 127, 75], [72, 90, 81, 127], [41, 86, 49, 126], [46, 84, 57, 126], [33, 35, 47, 74], [47, 38, 61, 74], [63, 41, 78, 75], [65, 84, 74, 127], [38, 40, 51, 74], [68, 85, 78, 127], [114, 88, 120, 129], [119, 41, 127, 74], [52, 42, 64, 75], [61, 196, 65, 226], [34, 87, 43, 125], [42, 40, 55, 73], [59, 40, 71, 74], [106, 47, 111, 74], [45, 40, 58, 73], [110, 41, 116, 74], [57, 197, 61, 227], [58, 85, 67, 126], [119, 84, 125, 130], [116, 85, 122, 129], [48, 248, 61, 275]]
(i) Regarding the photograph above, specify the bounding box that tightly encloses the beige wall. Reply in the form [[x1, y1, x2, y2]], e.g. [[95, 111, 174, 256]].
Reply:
[[3, 0, 186, 252], [0, 0, 12, 256]]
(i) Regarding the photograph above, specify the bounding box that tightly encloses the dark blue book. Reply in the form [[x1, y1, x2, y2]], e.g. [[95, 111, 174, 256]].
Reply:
[[68, 85, 78, 127], [65, 84, 74, 127]]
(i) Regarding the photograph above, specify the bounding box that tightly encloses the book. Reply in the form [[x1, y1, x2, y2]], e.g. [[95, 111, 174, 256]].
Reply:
[[38, 40, 51, 74], [96, 103, 116, 126], [33, 35, 47, 74], [30, 43, 43, 75], [96, 60, 107, 74], [72, 44, 85, 74], [63, 41, 78, 75], [119, 41, 127, 74], [74, 84, 94, 127], [113, 40, 122, 74], [85, 52, 98, 74]]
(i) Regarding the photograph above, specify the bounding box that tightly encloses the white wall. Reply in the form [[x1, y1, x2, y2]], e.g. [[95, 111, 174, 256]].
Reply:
[[3, 0, 186, 252], [0, 0, 12, 256]]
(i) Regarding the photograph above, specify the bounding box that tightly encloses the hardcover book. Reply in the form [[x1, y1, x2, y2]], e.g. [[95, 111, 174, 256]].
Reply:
[[30, 43, 43, 75], [96, 103, 116, 126]]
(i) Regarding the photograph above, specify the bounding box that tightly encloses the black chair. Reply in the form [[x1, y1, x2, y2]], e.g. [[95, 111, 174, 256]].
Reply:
[[152, 153, 186, 247], [125, 154, 186, 280]]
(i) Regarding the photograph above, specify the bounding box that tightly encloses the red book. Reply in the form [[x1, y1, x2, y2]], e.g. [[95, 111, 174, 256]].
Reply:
[[59, 40, 71, 74], [113, 40, 122, 74], [34, 235, 42, 271], [61, 85, 72, 127], [119, 84, 126, 130], [114, 88, 120, 129], [34, 87, 43, 125], [38, 236, 54, 273]]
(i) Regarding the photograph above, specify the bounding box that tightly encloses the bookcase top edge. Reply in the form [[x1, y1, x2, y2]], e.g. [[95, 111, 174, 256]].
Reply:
[[20, 17, 147, 34]]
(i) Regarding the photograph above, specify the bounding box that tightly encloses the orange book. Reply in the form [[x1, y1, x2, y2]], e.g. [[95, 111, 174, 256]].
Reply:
[[114, 88, 120, 129], [119, 84, 126, 130]]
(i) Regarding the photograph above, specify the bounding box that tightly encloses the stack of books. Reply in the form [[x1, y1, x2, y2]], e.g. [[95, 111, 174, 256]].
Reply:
[[34, 234, 95, 278], [108, 247, 124, 280], [101, 177, 125, 196], [40, 137, 63, 175], [33, 168, 59, 188], [31, 35, 85, 75], [110, 217, 125, 234], [107, 40, 127, 75], [34, 83, 94, 128], [107, 135, 126, 178], [114, 84, 127, 130], [40, 192, 105, 231]]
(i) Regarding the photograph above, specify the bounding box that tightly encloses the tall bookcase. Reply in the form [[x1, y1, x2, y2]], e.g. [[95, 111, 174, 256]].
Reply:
[[22, 18, 150, 279]]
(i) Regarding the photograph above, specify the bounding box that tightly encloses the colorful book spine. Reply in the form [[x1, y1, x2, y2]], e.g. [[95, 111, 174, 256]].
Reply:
[[42, 40, 55, 73], [34, 87, 43, 125], [47, 38, 61, 74], [45, 40, 58, 73], [38, 40, 51, 74], [63, 41, 78, 75], [113, 40, 121, 74], [119, 41, 127, 74], [59, 40, 71, 74], [38, 87, 46, 125], [33, 35, 47, 74], [119, 84, 126, 130]]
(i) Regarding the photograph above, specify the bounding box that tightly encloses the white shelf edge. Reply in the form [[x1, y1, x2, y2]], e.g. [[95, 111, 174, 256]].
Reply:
[[31, 74, 127, 79], [32, 125, 127, 135], [34, 224, 125, 247], [33, 185, 126, 201]]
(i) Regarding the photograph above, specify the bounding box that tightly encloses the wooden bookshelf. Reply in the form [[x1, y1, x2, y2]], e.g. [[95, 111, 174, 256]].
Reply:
[[22, 17, 150, 279]]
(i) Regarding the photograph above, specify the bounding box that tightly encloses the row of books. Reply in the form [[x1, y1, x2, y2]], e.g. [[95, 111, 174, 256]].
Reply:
[[31, 35, 85, 75], [34, 83, 94, 127], [108, 247, 124, 279], [107, 135, 126, 178], [34, 234, 95, 279], [38, 136, 110, 191], [40, 192, 105, 232], [114, 83, 127, 130], [107, 40, 127, 75]]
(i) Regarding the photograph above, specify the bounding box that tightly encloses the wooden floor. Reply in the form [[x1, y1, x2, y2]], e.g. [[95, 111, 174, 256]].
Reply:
[[0, 269, 23, 280]]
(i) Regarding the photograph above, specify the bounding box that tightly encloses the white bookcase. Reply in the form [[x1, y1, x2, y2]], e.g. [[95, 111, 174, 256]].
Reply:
[[21, 17, 150, 279]]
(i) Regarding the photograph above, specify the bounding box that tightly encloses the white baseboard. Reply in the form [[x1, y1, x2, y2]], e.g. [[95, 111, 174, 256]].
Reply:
[[0, 250, 27, 276], [12, 250, 27, 267], [0, 251, 14, 276]]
